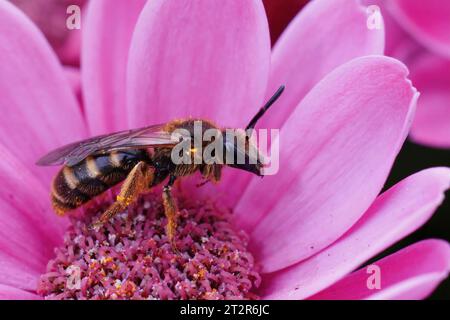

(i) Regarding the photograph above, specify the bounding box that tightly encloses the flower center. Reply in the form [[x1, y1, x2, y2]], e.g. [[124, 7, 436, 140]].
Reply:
[[37, 190, 261, 300]]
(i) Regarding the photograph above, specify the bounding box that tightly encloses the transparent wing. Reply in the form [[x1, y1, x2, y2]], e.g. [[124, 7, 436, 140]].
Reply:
[[36, 124, 180, 167]]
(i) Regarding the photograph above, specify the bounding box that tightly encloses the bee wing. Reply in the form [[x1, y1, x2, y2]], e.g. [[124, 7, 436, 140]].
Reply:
[[36, 124, 180, 167]]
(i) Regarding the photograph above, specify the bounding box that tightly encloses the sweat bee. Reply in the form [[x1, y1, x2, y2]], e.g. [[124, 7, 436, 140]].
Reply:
[[37, 86, 285, 249]]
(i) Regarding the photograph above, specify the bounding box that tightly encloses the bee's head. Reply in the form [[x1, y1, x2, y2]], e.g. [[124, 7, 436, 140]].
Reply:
[[222, 130, 265, 176], [222, 85, 285, 177]]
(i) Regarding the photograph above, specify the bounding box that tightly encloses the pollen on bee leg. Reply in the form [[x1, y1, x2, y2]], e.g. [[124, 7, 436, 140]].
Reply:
[[51, 198, 70, 216], [37, 191, 261, 300], [116, 195, 126, 204], [53, 206, 67, 216]]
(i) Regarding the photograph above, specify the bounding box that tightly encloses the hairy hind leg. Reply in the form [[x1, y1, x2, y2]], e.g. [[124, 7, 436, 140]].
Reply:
[[90, 161, 154, 229], [162, 175, 179, 252]]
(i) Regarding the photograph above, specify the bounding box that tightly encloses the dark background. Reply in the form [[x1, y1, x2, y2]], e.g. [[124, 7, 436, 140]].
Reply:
[[377, 141, 450, 299]]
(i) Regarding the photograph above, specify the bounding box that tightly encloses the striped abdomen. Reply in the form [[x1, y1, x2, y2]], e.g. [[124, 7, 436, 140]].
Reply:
[[51, 149, 150, 215]]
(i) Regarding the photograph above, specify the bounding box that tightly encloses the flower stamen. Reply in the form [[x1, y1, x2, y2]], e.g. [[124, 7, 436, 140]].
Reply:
[[37, 191, 261, 300]]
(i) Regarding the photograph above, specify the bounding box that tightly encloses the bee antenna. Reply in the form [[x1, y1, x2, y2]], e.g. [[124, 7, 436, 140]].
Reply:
[[245, 85, 285, 131]]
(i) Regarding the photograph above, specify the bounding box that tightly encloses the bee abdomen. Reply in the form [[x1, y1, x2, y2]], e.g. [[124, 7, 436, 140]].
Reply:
[[51, 150, 149, 215]]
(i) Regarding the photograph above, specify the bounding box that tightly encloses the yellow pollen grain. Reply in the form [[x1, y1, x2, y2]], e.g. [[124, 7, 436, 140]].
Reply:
[[117, 195, 132, 206], [198, 268, 206, 280], [100, 257, 113, 264], [63, 167, 79, 189], [53, 205, 66, 216]]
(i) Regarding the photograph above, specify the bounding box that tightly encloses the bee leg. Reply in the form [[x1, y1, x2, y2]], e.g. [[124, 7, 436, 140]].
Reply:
[[162, 175, 179, 253], [90, 161, 154, 230]]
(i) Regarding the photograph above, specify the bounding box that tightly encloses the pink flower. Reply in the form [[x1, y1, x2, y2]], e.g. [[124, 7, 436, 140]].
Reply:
[[266, 0, 450, 149], [9, 0, 86, 66], [364, 0, 450, 148], [0, 0, 449, 299], [9, 0, 86, 110]]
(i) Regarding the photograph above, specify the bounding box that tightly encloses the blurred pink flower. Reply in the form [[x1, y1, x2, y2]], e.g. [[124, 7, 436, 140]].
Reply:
[[9, 0, 86, 113], [0, 0, 449, 299], [368, 0, 450, 148], [267, 0, 450, 148], [10, 0, 86, 66]]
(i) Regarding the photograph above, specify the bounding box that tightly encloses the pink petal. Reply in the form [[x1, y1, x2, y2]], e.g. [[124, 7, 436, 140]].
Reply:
[[367, 0, 419, 62], [0, 284, 40, 300], [258, 0, 385, 131], [0, 254, 41, 292], [0, 1, 86, 185], [127, 0, 270, 128], [388, 0, 450, 59], [236, 56, 418, 272], [9, 0, 86, 66], [370, 1, 450, 148], [310, 239, 450, 300], [0, 145, 66, 265], [57, 23, 82, 67], [222, 0, 386, 208], [0, 199, 55, 270], [64, 66, 83, 111], [82, 0, 146, 135], [408, 53, 450, 148], [260, 167, 450, 299]]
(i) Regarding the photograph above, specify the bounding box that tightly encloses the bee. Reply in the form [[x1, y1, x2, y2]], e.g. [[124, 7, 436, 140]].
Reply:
[[37, 86, 285, 249]]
